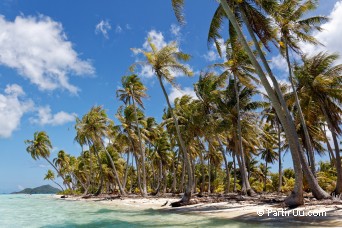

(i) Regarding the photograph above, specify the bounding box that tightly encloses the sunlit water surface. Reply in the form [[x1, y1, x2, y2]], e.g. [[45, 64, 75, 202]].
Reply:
[[0, 194, 268, 227]]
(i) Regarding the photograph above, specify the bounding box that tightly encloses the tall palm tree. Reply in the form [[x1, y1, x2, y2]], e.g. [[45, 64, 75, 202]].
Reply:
[[273, 0, 328, 174], [117, 74, 148, 196], [25, 131, 71, 190], [131, 40, 193, 205], [171, 0, 330, 207], [295, 52, 342, 194], [213, 34, 258, 196]]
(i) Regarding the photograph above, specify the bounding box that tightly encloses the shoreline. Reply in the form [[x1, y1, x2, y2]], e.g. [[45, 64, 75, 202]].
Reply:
[[55, 194, 342, 227]]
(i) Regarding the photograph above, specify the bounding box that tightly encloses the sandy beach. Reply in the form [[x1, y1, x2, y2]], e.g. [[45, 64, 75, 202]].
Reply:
[[55, 194, 342, 227]]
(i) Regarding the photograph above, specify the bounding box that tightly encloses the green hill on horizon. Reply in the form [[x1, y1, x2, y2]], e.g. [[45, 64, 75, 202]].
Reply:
[[11, 185, 59, 194]]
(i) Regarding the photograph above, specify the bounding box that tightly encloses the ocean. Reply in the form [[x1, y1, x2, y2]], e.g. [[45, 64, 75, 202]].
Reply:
[[0, 194, 257, 227]]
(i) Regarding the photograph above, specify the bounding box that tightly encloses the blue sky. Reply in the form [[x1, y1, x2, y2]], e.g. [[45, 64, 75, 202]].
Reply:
[[0, 0, 339, 193]]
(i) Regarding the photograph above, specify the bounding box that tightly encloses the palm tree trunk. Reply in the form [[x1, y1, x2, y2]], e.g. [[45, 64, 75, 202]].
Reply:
[[172, 155, 177, 193], [43, 157, 72, 191], [123, 151, 130, 189], [200, 150, 205, 194], [233, 73, 254, 196], [208, 157, 211, 194], [52, 180, 64, 191], [285, 43, 316, 175], [157, 76, 193, 205], [127, 133, 143, 193], [232, 150, 237, 192], [180, 152, 185, 192], [102, 145, 126, 196], [322, 108, 342, 194], [216, 136, 230, 194], [130, 86, 148, 197], [219, 1, 328, 205], [321, 124, 336, 165], [92, 147, 104, 196], [278, 122, 283, 193], [264, 162, 268, 192], [135, 154, 143, 194]]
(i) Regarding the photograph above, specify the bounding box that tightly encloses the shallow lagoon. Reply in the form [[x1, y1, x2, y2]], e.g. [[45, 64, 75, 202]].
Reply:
[[0, 194, 261, 227]]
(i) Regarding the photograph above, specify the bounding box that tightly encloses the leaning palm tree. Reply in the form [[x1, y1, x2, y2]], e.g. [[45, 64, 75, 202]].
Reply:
[[25, 131, 71, 190], [171, 0, 330, 207], [295, 52, 342, 194], [131, 39, 193, 205], [44, 170, 64, 191], [273, 0, 328, 174], [117, 74, 148, 196]]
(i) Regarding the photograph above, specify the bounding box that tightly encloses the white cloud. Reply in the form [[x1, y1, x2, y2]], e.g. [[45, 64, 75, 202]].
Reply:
[[170, 24, 181, 37], [0, 84, 34, 138], [270, 54, 288, 73], [30, 106, 76, 126], [140, 65, 155, 78], [0, 15, 94, 94], [204, 38, 226, 62], [168, 86, 197, 104], [143, 30, 167, 51], [95, 20, 111, 38], [126, 24, 131, 30], [115, 25, 122, 33], [204, 50, 219, 62], [301, 1, 342, 61]]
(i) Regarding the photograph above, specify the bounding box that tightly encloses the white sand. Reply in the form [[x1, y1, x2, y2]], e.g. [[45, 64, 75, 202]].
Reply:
[[54, 195, 342, 226]]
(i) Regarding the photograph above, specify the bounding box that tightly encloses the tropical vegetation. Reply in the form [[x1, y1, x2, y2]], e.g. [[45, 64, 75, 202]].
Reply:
[[25, 0, 342, 208]]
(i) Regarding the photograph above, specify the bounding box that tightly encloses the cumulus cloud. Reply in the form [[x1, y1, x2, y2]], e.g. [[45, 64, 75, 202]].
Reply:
[[0, 15, 94, 94], [301, 1, 342, 61], [204, 38, 226, 62], [0, 84, 34, 138], [95, 20, 111, 38], [168, 86, 197, 104], [30, 106, 76, 126], [143, 30, 168, 51], [270, 54, 288, 73]]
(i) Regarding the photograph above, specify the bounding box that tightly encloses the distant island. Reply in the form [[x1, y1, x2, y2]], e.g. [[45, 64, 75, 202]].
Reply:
[[11, 185, 59, 194]]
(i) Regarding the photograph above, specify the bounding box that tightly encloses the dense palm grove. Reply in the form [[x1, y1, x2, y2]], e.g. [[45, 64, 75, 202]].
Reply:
[[25, 0, 342, 207]]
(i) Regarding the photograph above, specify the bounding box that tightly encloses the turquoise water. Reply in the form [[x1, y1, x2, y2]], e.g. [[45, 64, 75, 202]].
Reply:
[[0, 194, 258, 227]]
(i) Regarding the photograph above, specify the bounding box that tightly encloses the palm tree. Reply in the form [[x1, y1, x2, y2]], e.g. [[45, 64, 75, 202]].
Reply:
[[194, 73, 232, 193], [25, 131, 71, 190], [44, 170, 64, 191], [117, 74, 148, 196], [260, 123, 278, 192], [76, 106, 126, 195], [295, 52, 342, 194], [273, 0, 328, 174], [171, 0, 330, 207], [131, 40, 193, 205], [116, 105, 145, 194], [213, 33, 258, 196]]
